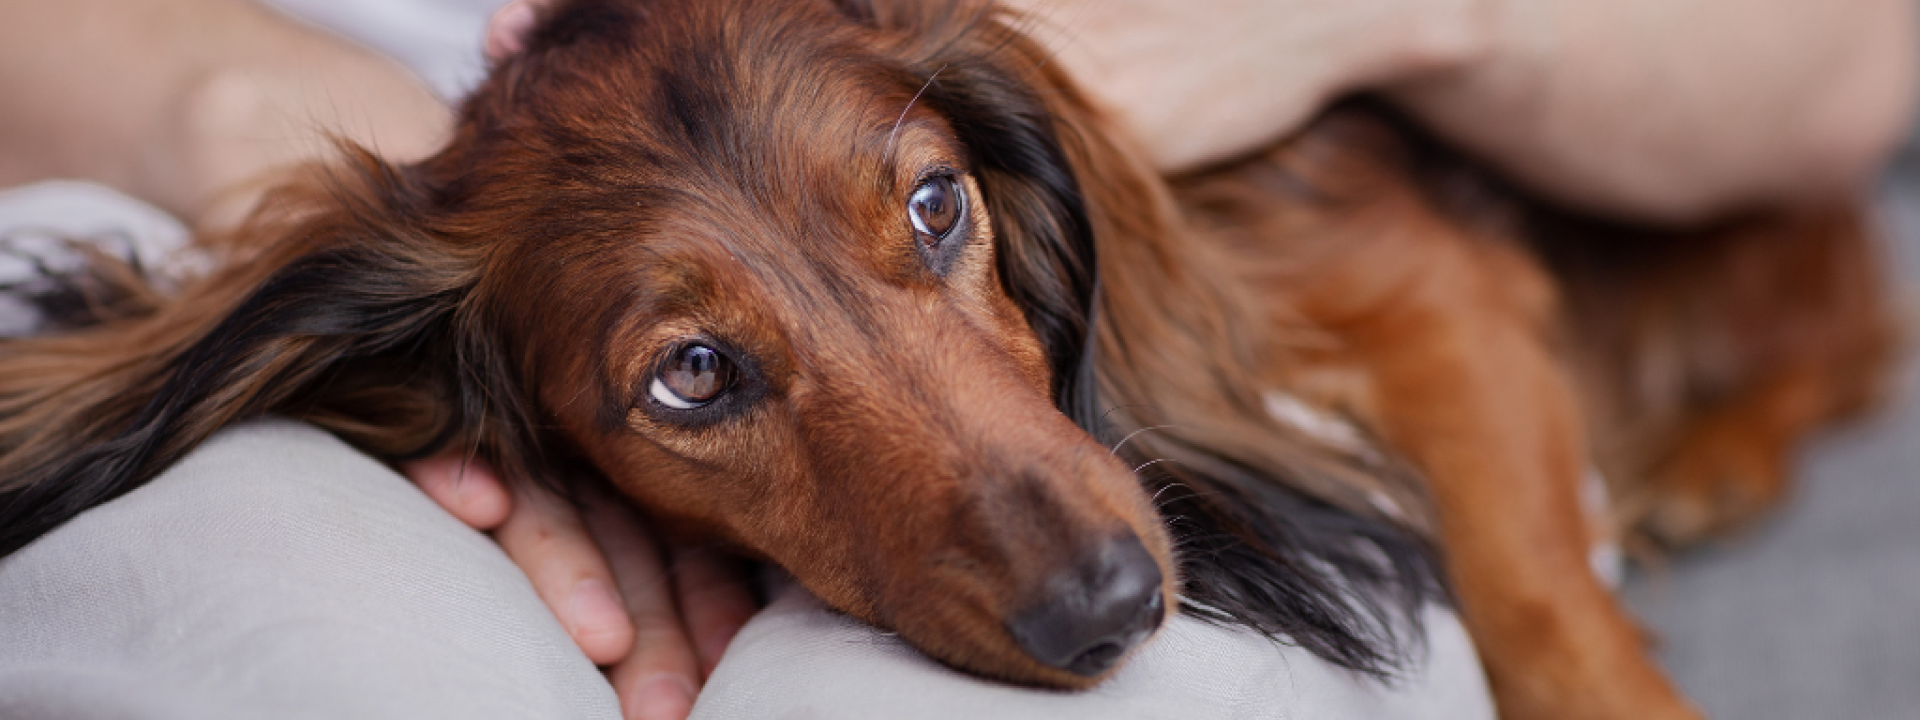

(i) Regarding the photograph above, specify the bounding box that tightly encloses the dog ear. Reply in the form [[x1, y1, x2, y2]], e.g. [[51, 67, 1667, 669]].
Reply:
[[853, 0, 1449, 674], [0, 149, 528, 556]]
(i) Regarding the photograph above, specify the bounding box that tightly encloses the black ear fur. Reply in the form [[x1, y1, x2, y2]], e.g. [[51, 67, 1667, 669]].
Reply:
[[0, 158, 533, 557], [0, 251, 417, 547]]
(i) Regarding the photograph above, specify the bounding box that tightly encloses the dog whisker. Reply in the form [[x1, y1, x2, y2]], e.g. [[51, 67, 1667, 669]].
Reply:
[[1108, 423, 1177, 457], [1147, 482, 1240, 507], [1147, 480, 1187, 505], [1092, 402, 1152, 440], [1133, 457, 1186, 477], [884, 63, 948, 161]]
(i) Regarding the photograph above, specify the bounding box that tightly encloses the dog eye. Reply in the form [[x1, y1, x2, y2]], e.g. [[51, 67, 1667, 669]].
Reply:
[[908, 174, 963, 242], [650, 344, 736, 410]]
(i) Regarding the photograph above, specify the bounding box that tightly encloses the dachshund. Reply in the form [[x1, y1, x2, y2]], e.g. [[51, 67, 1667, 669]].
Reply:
[[0, 0, 1896, 718]]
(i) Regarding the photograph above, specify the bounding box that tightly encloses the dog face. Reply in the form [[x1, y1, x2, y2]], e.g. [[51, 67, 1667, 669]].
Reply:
[[435, 0, 1175, 685]]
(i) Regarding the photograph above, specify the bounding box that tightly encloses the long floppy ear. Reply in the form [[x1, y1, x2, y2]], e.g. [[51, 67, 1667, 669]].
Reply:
[[848, 0, 1447, 675], [0, 149, 529, 556]]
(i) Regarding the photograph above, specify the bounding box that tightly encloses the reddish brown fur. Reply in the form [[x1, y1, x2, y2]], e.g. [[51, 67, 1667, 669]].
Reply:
[[1175, 112, 1898, 718], [1546, 207, 1899, 548], [0, 1, 1898, 717]]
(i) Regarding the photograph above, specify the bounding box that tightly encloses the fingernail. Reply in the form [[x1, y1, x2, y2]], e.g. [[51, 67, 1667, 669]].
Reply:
[[631, 674, 697, 720], [485, 2, 538, 60], [569, 578, 626, 641]]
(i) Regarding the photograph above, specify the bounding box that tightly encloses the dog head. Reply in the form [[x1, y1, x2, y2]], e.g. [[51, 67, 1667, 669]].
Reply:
[[422, 0, 1175, 685]]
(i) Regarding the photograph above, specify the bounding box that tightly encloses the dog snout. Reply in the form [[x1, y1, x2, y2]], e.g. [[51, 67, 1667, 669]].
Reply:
[[1005, 532, 1166, 677]]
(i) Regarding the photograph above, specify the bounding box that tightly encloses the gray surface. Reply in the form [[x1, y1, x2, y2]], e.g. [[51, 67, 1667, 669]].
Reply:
[[1620, 157, 1920, 718], [695, 582, 1491, 720], [0, 421, 622, 720]]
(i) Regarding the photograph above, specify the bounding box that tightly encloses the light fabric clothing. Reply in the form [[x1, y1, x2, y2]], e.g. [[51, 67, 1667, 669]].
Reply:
[[0, 421, 1493, 720], [705, 572, 1489, 720], [0, 421, 621, 720], [0, 181, 192, 336]]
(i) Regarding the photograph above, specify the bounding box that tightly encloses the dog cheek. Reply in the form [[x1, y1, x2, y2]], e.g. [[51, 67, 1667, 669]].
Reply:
[[975, 287, 1054, 397]]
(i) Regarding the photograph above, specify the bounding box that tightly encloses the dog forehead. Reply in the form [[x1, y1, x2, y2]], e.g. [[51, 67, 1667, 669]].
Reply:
[[619, 199, 916, 335], [497, 1, 993, 337], [587, 0, 932, 176], [569, 10, 971, 262]]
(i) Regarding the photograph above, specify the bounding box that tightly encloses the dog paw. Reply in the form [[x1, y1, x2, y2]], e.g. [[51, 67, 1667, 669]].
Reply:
[[1633, 424, 1789, 548]]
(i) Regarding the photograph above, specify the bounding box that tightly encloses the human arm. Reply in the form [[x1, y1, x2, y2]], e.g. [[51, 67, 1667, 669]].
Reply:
[[0, 0, 450, 229], [1004, 0, 1918, 223], [1392, 0, 1918, 222]]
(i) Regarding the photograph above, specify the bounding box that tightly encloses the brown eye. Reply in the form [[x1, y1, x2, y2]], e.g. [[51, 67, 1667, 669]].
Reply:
[[908, 174, 963, 242], [649, 344, 735, 410]]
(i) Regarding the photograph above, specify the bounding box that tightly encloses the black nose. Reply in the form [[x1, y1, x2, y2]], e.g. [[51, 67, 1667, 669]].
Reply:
[[1006, 533, 1166, 677]]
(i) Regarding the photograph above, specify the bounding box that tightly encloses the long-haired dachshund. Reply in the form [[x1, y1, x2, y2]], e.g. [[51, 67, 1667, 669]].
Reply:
[[0, 1, 1896, 718]]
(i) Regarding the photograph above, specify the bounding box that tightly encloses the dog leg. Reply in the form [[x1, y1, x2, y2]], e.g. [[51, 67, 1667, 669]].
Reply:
[[1630, 365, 1832, 547], [1180, 112, 1701, 719], [1303, 234, 1699, 720], [1559, 207, 1901, 550]]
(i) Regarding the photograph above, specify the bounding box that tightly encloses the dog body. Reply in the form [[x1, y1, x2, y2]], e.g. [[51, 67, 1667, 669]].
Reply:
[[0, 1, 1895, 718], [1175, 113, 1895, 717]]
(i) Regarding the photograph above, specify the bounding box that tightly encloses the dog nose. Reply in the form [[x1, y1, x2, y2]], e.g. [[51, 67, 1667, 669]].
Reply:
[[1006, 533, 1166, 677]]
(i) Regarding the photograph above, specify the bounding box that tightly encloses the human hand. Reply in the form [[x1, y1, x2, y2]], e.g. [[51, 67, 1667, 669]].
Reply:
[[401, 453, 757, 720]]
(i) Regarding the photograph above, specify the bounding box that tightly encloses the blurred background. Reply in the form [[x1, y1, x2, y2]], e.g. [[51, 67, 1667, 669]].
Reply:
[[1619, 144, 1920, 719]]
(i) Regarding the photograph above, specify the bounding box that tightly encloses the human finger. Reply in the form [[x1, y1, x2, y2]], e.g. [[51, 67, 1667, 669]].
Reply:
[[398, 451, 512, 530], [494, 481, 637, 665], [669, 545, 758, 678], [485, 0, 544, 61], [584, 491, 702, 720]]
